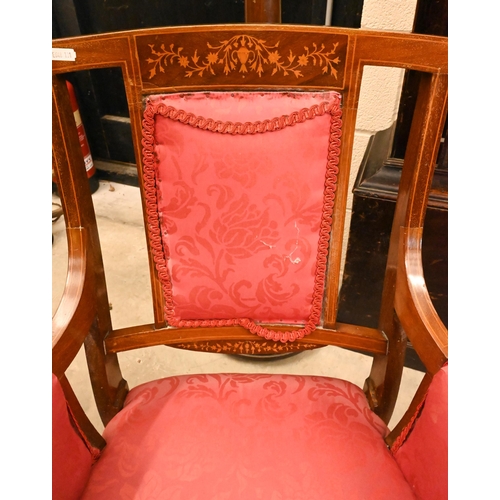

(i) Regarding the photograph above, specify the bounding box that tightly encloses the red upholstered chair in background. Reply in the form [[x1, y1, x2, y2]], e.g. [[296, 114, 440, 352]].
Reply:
[[52, 3, 448, 498]]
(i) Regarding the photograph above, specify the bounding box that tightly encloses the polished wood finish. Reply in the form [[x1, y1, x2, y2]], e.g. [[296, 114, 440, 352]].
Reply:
[[58, 374, 106, 451], [104, 322, 387, 355], [245, 0, 281, 23], [52, 75, 128, 425], [363, 72, 447, 420], [52, 16, 448, 445], [138, 30, 347, 89]]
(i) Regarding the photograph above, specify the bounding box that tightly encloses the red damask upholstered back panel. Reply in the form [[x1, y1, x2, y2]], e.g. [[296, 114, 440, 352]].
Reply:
[[142, 91, 341, 342]]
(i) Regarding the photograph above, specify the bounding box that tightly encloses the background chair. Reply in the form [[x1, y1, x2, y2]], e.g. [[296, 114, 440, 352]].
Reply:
[[52, 2, 448, 497]]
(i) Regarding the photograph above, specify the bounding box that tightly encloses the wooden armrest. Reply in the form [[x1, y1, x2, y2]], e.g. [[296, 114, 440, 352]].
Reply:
[[52, 227, 96, 376], [395, 226, 448, 375], [385, 226, 448, 444]]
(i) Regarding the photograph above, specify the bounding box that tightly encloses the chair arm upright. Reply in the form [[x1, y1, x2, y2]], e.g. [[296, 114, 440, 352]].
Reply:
[[365, 71, 448, 423], [52, 75, 128, 426], [386, 225, 447, 444], [52, 226, 95, 376], [395, 226, 448, 374]]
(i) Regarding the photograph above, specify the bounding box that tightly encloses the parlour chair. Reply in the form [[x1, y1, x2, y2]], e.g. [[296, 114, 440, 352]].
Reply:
[[52, 3, 448, 498]]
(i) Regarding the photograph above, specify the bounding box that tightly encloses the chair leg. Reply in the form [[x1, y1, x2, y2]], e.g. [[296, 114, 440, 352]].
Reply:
[[364, 313, 407, 423], [84, 319, 129, 426]]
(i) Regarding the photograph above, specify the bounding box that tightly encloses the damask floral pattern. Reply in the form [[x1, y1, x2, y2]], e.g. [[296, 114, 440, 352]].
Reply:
[[213, 149, 273, 188], [81, 374, 416, 499], [142, 91, 342, 341], [393, 365, 448, 499]]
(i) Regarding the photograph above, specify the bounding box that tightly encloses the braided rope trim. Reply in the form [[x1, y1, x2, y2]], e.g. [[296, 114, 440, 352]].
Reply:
[[390, 361, 448, 454], [141, 93, 342, 343], [65, 400, 101, 464], [389, 396, 427, 455]]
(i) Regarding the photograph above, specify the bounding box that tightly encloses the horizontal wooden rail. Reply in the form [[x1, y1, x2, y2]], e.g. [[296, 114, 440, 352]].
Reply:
[[104, 322, 387, 356]]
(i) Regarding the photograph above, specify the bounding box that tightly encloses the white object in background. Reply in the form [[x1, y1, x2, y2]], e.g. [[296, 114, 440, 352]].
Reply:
[[325, 0, 334, 26], [52, 48, 76, 61]]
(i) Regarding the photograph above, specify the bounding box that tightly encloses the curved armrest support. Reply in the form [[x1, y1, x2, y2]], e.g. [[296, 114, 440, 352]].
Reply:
[[52, 227, 96, 376], [395, 226, 448, 375]]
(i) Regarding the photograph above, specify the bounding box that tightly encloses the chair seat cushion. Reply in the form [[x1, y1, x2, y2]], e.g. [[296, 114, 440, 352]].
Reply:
[[81, 374, 415, 499]]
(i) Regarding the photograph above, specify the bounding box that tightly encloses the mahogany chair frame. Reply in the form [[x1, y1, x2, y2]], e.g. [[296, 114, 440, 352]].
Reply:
[[52, 22, 448, 450]]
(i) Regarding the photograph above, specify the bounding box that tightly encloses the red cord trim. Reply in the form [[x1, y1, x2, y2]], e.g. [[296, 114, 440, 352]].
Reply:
[[65, 401, 101, 465], [390, 397, 427, 455], [142, 93, 342, 343], [390, 362, 448, 454]]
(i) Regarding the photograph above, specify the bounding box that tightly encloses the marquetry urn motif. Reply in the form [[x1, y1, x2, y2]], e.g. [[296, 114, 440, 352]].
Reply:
[[137, 31, 348, 89], [146, 34, 342, 79]]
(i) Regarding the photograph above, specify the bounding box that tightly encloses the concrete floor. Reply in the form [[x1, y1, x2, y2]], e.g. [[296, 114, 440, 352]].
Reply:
[[52, 179, 424, 434]]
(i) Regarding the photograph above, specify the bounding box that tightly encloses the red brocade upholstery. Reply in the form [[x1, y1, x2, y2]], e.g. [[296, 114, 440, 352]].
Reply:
[[52, 374, 96, 500], [53, 370, 450, 499], [393, 365, 448, 500], [142, 91, 342, 342], [81, 374, 416, 499]]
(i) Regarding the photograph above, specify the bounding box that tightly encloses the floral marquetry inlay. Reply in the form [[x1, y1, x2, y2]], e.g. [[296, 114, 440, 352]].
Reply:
[[146, 35, 342, 79], [174, 340, 319, 355]]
